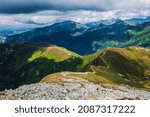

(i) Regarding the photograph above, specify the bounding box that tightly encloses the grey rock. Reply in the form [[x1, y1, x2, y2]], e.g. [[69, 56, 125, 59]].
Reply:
[[0, 78, 150, 100]]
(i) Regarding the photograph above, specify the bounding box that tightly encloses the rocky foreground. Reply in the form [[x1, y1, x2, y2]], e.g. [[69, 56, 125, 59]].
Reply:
[[0, 78, 150, 100]]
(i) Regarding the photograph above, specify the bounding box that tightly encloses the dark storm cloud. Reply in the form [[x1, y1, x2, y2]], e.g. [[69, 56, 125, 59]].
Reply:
[[0, 0, 104, 14], [0, 0, 51, 14], [0, 0, 150, 14]]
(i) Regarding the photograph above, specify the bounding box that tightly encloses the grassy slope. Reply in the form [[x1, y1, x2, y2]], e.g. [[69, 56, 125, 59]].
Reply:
[[103, 47, 150, 79], [42, 46, 150, 89], [123, 23, 150, 47], [0, 42, 150, 90], [28, 46, 80, 62], [97, 22, 150, 48], [0, 43, 84, 90]]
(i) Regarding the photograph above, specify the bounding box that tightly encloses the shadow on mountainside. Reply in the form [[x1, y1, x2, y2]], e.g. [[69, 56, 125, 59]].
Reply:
[[0, 43, 83, 90]]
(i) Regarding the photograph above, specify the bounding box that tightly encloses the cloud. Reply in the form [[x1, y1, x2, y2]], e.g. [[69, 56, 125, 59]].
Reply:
[[0, 0, 150, 28], [0, 0, 150, 14], [0, 9, 150, 29]]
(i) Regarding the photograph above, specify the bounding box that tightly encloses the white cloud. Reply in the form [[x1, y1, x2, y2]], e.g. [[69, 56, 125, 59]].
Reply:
[[0, 9, 150, 28], [0, 0, 150, 28]]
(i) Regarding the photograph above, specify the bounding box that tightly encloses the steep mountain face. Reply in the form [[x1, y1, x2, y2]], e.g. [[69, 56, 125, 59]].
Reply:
[[5, 20, 150, 55], [71, 21, 135, 54], [7, 21, 87, 46]]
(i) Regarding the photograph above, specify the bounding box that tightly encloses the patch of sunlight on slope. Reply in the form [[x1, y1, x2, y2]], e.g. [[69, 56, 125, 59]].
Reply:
[[28, 46, 80, 62]]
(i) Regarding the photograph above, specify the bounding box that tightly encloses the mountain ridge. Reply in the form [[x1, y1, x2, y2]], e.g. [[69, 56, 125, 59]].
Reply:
[[0, 43, 150, 90], [4, 19, 150, 55]]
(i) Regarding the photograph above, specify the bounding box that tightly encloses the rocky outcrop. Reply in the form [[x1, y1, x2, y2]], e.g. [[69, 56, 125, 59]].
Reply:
[[0, 77, 150, 100]]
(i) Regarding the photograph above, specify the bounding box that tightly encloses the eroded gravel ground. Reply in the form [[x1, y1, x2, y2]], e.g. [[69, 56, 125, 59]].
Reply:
[[0, 78, 150, 100]]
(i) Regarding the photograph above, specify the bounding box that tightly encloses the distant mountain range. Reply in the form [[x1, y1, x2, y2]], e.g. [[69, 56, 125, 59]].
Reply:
[[0, 28, 33, 36], [0, 17, 150, 55]]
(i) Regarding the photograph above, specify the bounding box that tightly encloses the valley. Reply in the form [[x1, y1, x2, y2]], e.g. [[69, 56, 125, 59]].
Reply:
[[0, 18, 150, 100]]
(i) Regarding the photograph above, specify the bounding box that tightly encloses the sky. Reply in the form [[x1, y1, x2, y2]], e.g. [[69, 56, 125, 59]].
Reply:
[[0, 0, 150, 28]]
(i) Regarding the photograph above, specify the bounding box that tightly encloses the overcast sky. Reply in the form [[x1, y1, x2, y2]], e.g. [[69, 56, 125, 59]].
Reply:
[[0, 0, 150, 13], [0, 0, 150, 28]]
